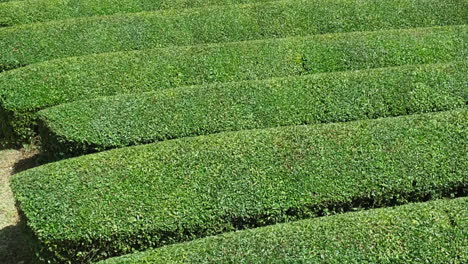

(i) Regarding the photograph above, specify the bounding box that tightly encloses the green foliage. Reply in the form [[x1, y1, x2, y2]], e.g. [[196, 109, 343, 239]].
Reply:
[[0, 0, 466, 71], [2, 0, 467, 263], [98, 197, 468, 263], [38, 61, 468, 157], [0, 0, 276, 27], [12, 109, 468, 263], [1, 25, 466, 146]]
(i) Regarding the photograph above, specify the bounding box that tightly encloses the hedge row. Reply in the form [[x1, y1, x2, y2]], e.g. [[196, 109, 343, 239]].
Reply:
[[38, 61, 468, 157], [12, 109, 468, 263], [1, 25, 466, 146], [98, 197, 468, 264], [0, 0, 276, 27], [1, 0, 466, 72]]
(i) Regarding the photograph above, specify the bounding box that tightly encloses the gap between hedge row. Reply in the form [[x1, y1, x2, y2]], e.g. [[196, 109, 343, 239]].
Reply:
[[98, 197, 468, 264]]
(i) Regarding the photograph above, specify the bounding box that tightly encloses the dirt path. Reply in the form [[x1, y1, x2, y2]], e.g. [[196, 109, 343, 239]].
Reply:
[[0, 149, 38, 264]]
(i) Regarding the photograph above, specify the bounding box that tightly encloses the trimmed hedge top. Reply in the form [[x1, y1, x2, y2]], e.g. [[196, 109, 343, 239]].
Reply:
[[1, 25, 466, 145], [12, 109, 468, 263], [98, 197, 468, 263], [0, 0, 276, 27], [0, 0, 467, 71], [38, 61, 468, 157]]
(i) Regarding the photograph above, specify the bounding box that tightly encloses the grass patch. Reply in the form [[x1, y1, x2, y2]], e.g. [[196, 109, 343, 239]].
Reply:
[[1, 25, 466, 146], [12, 109, 468, 263], [98, 197, 468, 263], [0, 0, 466, 71], [38, 61, 468, 157], [0, 0, 277, 27]]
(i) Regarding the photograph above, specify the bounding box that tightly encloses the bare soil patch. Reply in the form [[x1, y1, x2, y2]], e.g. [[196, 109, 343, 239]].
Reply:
[[0, 149, 40, 264]]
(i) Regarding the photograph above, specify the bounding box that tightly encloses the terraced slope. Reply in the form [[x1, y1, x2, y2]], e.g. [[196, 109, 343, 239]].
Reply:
[[11, 109, 467, 263], [1, 25, 466, 146], [98, 197, 468, 264], [0, 0, 277, 27], [38, 61, 467, 157], [0, 0, 466, 72]]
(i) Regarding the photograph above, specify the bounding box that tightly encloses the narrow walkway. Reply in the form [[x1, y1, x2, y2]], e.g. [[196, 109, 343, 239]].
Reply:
[[0, 149, 37, 264]]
